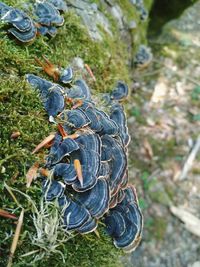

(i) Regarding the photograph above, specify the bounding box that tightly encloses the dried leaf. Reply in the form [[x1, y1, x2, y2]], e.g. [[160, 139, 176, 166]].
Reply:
[[10, 131, 21, 139], [143, 138, 154, 160], [170, 206, 200, 237], [151, 79, 168, 103], [26, 162, 39, 188]]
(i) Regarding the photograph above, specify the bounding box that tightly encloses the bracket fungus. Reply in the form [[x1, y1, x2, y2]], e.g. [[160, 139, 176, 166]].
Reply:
[[110, 103, 130, 147], [0, 3, 37, 43], [61, 109, 91, 129], [46, 137, 79, 166], [0, 1, 66, 43], [134, 44, 153, 69], [105, 185, 143, 252], [75, 178, 110, 219], [110, 81, 129, 101], [26, 71, 143, 252], [42, 179, 65, 201]]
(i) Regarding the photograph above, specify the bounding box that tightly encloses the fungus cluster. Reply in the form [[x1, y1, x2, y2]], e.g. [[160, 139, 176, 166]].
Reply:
[[26, 64, 143, 252], [134, 44, 153, 68], [0, 0, 67, 43], [130, 0, 148, 21]]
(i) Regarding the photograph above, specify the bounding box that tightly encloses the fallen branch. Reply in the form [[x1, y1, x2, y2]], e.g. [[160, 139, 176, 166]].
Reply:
[[179, 135, 200, 180], [7, 209, 24, 267], [170, 206, 200, 237]]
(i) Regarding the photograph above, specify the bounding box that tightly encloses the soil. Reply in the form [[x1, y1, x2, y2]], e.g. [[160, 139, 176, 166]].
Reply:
[[123, 1, 200, 267]]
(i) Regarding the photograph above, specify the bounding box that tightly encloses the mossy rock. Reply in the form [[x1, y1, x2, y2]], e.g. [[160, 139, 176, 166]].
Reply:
[[0, 1, 153, 266]]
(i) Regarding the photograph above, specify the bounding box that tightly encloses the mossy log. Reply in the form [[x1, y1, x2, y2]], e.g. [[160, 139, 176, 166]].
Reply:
[[0, 1, 153, 266]]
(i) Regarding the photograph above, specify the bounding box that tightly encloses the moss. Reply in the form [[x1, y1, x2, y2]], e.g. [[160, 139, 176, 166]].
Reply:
[[149, 189, 171, 206], [149, 137, 177, 163], [0, 1, 152, 266], [146, 216, 167, 240]]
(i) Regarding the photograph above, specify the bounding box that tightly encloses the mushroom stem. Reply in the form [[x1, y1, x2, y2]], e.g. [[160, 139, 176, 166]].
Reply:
[[32, 133, 55, 154], [74, 159, 83, 187]]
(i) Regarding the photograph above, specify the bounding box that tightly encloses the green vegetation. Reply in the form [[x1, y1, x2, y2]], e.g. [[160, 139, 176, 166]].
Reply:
[[0, 0, 153, 266], [146, 216, 167, 240]]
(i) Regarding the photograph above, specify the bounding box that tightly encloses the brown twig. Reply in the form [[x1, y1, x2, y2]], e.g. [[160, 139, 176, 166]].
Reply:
[[0, 209, 17, 220], [7, 209, 24, 267]]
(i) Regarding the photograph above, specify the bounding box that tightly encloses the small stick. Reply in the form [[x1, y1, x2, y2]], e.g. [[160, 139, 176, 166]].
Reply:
[[7, 209, 24, 267], [10, 131, 21, 140], [179, 135, 200, 180], [84, 64, 96, 82]]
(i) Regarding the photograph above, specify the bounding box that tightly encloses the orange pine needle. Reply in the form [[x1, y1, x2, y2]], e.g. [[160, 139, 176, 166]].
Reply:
[[32, 133, 55, 154], [72, 99, 83, 109], [42, 55, 54, 67], [0, 209, 17, 220], [26, 162, 39, 188], [57, 123, 68, 138], [63, 133, 79, 140], [74, 159, 83, 187], [65, 97, 73, 105], [35, 56, 59, 81], [39, 168, 50, 177], [84, 64, 96, 82]]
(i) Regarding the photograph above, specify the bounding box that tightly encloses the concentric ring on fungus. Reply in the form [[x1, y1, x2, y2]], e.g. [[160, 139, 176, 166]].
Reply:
[[27, 72, 143, 252]]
